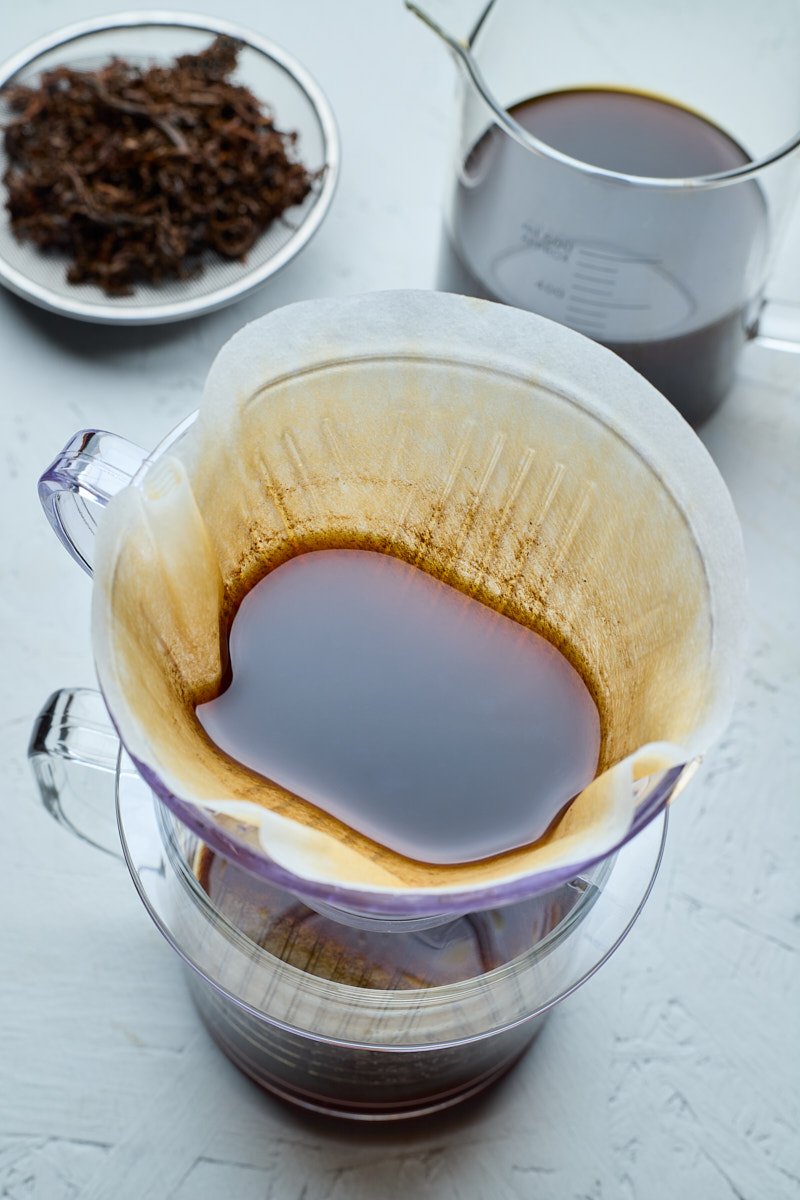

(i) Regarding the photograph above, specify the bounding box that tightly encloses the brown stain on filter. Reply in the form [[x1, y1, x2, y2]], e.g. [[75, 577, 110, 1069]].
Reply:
[[97, 350, 711, 888]]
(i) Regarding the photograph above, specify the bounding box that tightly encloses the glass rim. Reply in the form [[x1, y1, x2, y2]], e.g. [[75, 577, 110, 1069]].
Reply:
[[461, 52, 800, 190], [106, 376, 690, 918], [156, 795, 614, 998], [115, 755, 668, 1048]]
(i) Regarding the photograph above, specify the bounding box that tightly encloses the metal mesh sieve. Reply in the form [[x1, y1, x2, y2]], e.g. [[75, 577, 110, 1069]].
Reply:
[[0, 13, 339, 324]]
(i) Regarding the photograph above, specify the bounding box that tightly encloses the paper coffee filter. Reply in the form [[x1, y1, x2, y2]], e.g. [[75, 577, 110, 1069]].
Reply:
[[92, 291, 745, 905]]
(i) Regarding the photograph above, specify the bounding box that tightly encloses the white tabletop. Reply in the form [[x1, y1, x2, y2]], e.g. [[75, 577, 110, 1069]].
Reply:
[[2, 2, 799, 1198]]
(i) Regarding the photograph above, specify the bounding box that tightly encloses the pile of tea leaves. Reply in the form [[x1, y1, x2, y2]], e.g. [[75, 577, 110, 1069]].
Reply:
[[2, 36, 315, 295]]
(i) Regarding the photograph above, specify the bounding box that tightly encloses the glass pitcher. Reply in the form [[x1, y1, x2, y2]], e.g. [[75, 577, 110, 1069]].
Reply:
[[29, 685, 667, 1120], [410, 0, 800, 423], [27, 289, 745, 1117]]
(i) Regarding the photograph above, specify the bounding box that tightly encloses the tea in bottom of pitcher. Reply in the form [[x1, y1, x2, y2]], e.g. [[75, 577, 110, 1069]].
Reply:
[[439, 87, 767, 423], [195, 844, 585, 988], [196, 548, 600, 864], [189, 838, 592, 1116]]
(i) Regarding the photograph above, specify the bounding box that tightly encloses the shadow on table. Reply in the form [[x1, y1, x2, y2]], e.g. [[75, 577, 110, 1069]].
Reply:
[[276, 1056, 518, 1143], [0, 288, 197, 362], [209, 1025, 561, 1198]]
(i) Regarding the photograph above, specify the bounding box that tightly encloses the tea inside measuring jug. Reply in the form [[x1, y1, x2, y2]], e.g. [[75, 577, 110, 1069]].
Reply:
[[196, 548, 600, 864], [195, 843, 587, 987], [439, 87, 767, 423]]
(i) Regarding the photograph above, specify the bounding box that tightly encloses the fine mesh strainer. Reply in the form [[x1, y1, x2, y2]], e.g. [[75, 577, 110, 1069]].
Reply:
[[0, 12, 339, 324]]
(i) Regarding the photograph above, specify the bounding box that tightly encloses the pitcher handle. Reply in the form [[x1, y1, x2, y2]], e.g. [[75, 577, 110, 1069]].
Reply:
[[752, 298, 800, 353], [28, 687, 128, 858], [37, 430, 148, 576]]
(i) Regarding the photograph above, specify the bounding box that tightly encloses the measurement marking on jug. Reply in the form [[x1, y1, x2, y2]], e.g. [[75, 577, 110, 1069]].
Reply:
[[566, 302, 608, 328], [566, 311, 606, 332], [571, 282, 614, 298], [536, 279, 566, 299], [578, 247, 660, 266], [574, 266, 617, 279], [566, 315, 606, 331], [567, 298, 608, 312], [571, 322, 607, 335], [521, 222, 574, 262]]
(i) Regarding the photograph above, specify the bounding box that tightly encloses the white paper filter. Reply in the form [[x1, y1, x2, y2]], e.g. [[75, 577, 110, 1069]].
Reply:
[[91, 291, 746, 902]]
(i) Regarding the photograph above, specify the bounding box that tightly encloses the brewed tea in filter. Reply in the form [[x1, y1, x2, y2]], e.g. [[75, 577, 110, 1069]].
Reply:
[[90, 291, 745, 914], [196, 547, 601, 863]]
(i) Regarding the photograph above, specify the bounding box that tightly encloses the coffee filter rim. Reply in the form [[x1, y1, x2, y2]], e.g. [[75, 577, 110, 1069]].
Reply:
[[93, 290, 747, 907], [125, 742, 684, 913]]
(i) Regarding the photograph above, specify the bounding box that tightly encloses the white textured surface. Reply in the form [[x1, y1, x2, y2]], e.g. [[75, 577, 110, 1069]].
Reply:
[[1, 2, 799, 1198]]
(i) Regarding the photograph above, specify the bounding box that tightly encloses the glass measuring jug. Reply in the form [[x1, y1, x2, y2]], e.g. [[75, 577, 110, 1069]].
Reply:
[[29, 686, 667, 1120], [410, 0, 800, 423]]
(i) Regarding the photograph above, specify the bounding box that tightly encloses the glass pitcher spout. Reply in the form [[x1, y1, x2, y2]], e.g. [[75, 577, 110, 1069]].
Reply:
[[405, 0, 498, 47], [405, 2, 475, 56], [406, 2, 506, 122]]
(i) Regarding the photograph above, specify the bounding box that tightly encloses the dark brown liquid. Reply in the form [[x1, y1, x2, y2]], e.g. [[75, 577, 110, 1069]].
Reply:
[[191, 835, 595, 1115], [196, 549, 600, 864], [439, 88, 767, 424]]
